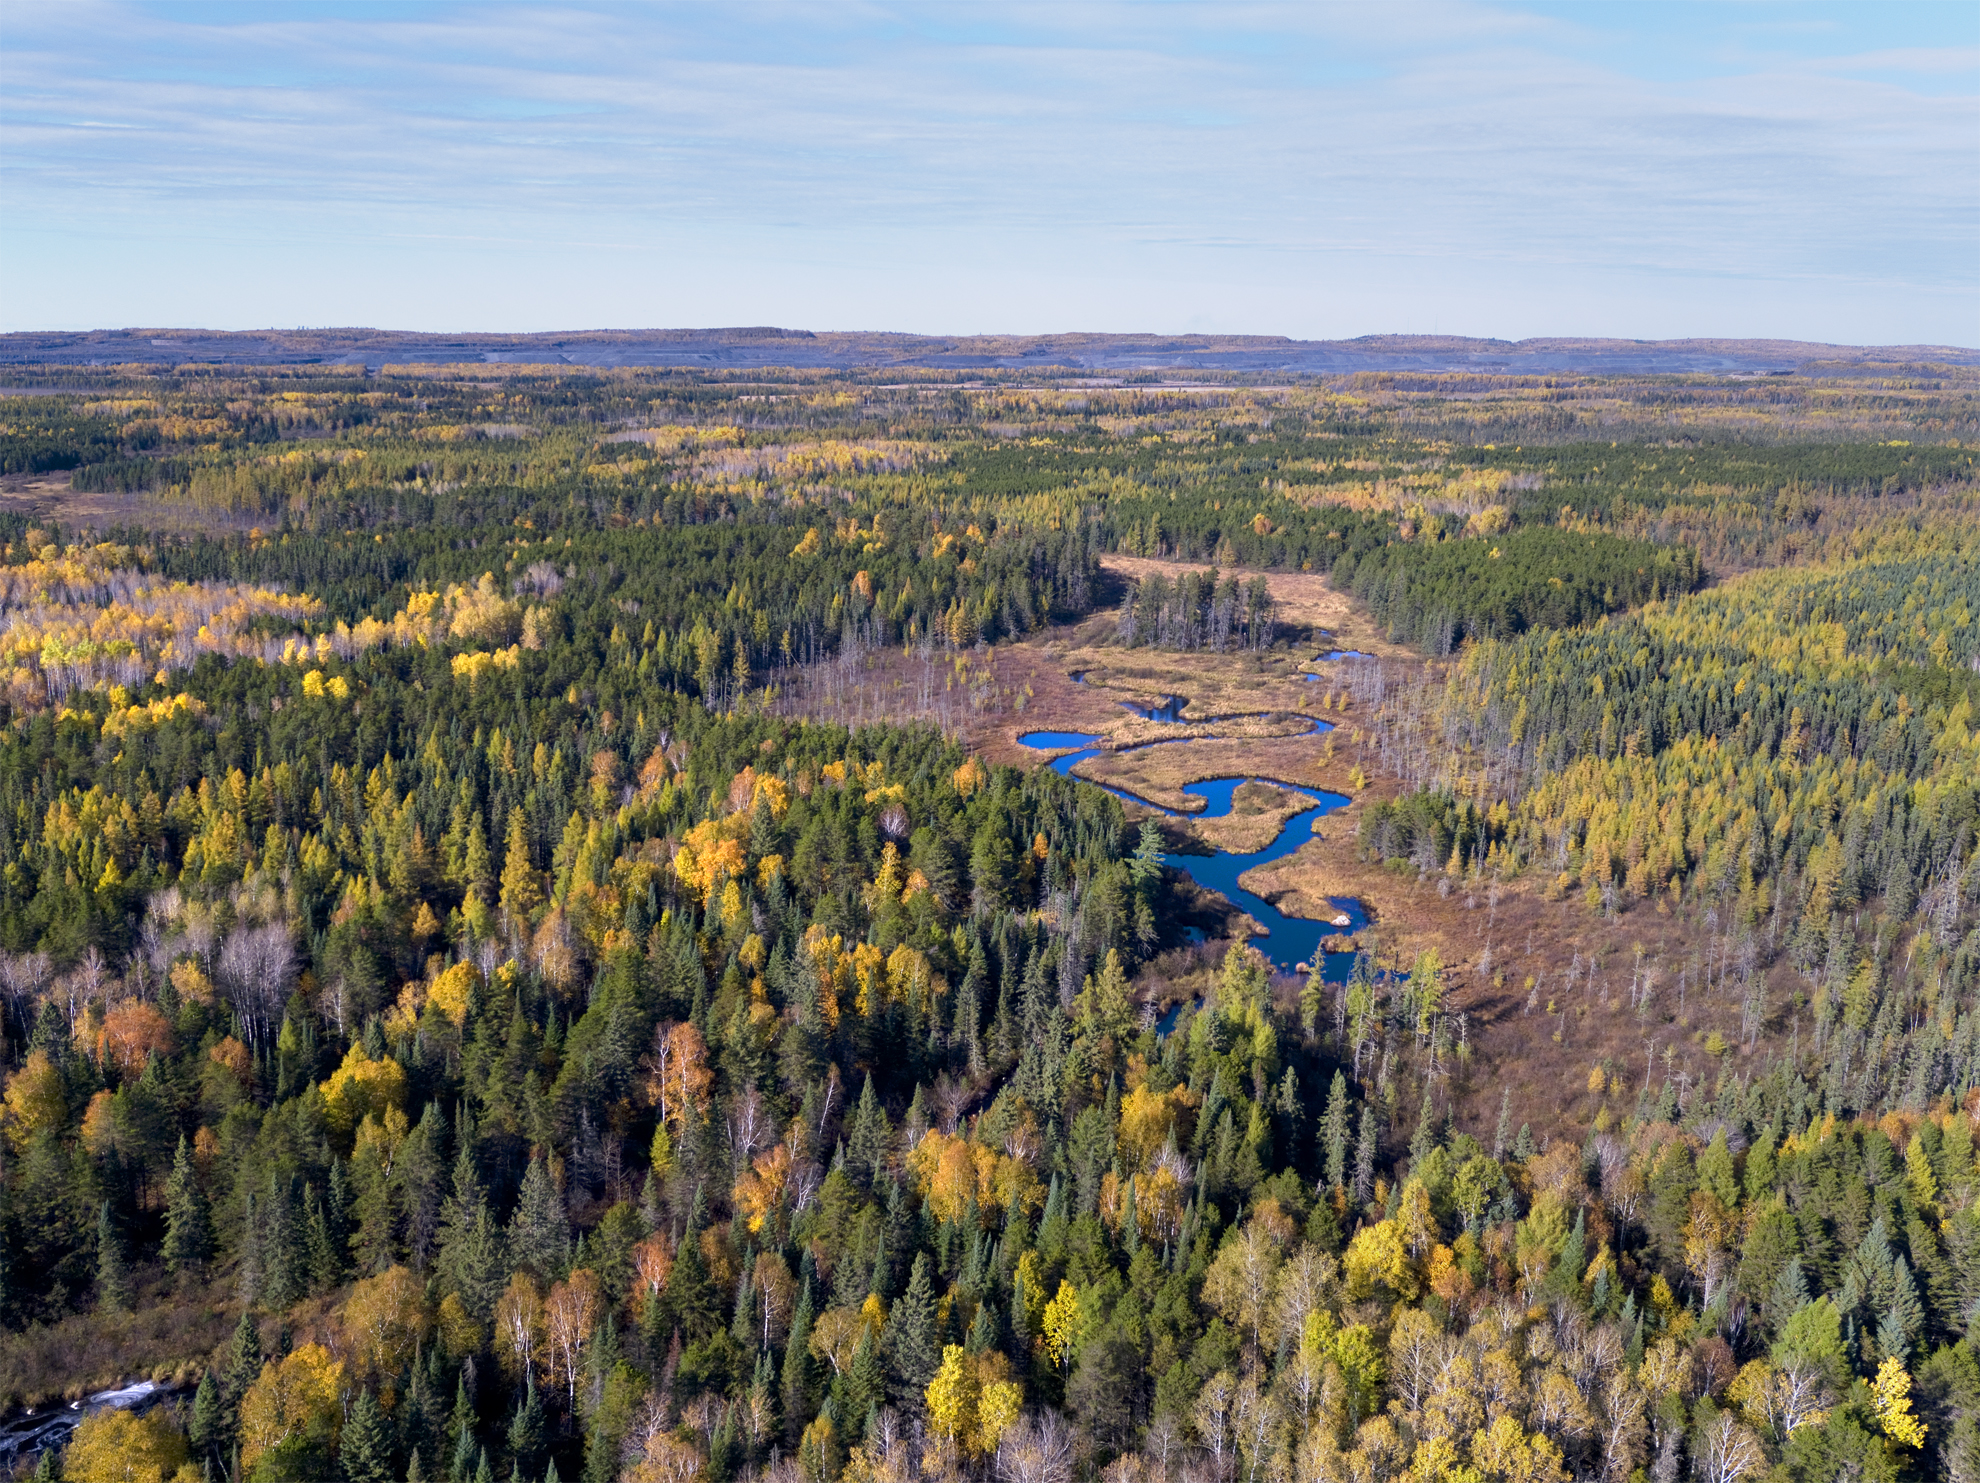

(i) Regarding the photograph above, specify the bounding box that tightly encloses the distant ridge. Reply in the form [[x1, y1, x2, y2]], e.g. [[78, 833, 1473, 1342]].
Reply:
[[2, 327, 1973, 375]]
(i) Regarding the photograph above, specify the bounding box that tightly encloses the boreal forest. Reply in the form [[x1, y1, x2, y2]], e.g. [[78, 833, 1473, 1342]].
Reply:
[[0, 360, 1975, 1483]]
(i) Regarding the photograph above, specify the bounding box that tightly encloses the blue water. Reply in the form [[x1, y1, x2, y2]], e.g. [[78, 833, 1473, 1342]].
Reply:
[[1018, 731, 1189, 816], [1119, 694, 1188, 723], [1018, 729, 1368, 975], [1314, 650, 1374, 663], [1019, 731, 1103, 753], [1167, 779, 1360, 975]]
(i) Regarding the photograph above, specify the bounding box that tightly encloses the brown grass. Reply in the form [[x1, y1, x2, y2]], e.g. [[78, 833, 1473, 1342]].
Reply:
[[1002, 596, 1780, 1151], [0, 472, 250, 538], [1095, 552, 1413, 659], [0, 1272, 240, 1409]]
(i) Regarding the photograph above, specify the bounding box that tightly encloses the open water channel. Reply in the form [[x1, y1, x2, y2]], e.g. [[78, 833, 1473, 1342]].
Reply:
[[1020, 689, 1369, 977]]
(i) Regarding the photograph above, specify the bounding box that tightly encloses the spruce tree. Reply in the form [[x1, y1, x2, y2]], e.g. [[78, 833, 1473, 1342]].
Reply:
[[341, 1388, 394, 1483], [511, 1156, 570, 1282], [96, 1201, 133, 1312], [669, 1229, 719, 1340], [221, 1310, 264, 1415], [262, 1173, 305, 1309], [783, 1280, 817, 1447], [847, 1322, 884, 1423], [883, 1252, 939, 1409], [449, 1376, 478, 1483], [506, 1380, 545, 1479], [1352, 1105, 1377, 1207], [582, 1410, 616, 1483], [164, 1134, 213, 1279], [1322, 1073, 1350, 1193], [1408, 1088, 1437, 1170], [189, 1371, 222, 1466], [847, 1074, 888, 1189], [456, 1202, 511, 1326]]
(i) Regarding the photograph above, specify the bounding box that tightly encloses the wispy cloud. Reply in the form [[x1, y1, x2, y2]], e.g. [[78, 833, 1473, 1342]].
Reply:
[[0, 0, 1972, 339]]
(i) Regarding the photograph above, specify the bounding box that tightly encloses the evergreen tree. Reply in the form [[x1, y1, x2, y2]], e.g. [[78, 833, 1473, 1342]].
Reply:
[[847, 1075, 889, 1189], [1322, 1073, 1350, 1193], [1352, 1105, 1377, 1207], [450, 1377, 479, 1483], [506, 1380, 545, 1479], [582, 1409, 616, 1483], [783, 1280, 817, 1447], [95, 1202, 132, 1313], [1408, 1088, 1437, 1170], [163, 1134, 212, 1279], [261, 1173, 306, 1310], [341, 1388, 395, 1483], [847, 1321, 884, 1423], [510, 1156, 570, 1282], [221, 1310, 264, 1418], [669, 1227, 719, 1340], [455, 1202, 511, 1326], [189, 1370, 223, 1467], [883, 1252, 939, 1409]]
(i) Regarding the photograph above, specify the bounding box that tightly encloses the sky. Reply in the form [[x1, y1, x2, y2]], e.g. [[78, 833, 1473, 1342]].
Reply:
[[1, 1, 1976, 343]]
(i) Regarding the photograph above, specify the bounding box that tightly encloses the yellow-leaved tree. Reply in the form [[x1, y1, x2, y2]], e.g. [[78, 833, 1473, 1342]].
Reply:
[[1872, 1357, 1926, 1449], [239, 1344, 345, 1470], [924, 1344, 1023, 1458], [340, 1263, 430, 1378], [320, 1044, 406, 1139], [62, 1408, 197, 1483], [1042, 1280, 1087, 1371]]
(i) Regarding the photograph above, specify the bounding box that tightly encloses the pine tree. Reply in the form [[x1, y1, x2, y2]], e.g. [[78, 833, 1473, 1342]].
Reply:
[[163, 1134, 213, 1279], [582, 1408, 616, 1483], [341, 1388, 395, 1483], [847, 1321, 884, 1423], [475, 1446, 495, 1483], [1408, 1088, 1437, 1170], [847, 1074, 889, 1189], [1769, 1257, 1810, 1331], [1352, 1105, 1377, 1207], [262, 1173, 305, 1309], [506, 1380, 545, 1478], [783, 1280, 817, 1447], [30, 1447, 58, 1483], [221, 1310, 263, 1412], [456, 1202, 511, 1326], [730, 1256, 758, 1348], [96, 1202, 133, 1312], [189, 1371, 222, 1467], [669, 1225, 719, 1340], [510, 1156, 570, 1282], [884, 1252, 939, 1409], [1299, 963, 1325, 1037], [1322, 1073, 1350, 1193], [966, 1299, 997, 1353], [450, 1375, 479, 1483]]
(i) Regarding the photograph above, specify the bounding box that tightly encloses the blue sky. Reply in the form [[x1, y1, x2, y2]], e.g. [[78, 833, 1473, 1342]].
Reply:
[[2, 1, 1975, 343]]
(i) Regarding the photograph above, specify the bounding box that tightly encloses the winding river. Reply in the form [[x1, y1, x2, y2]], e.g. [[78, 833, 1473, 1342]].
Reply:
[[1021, 696, 1368, 977]]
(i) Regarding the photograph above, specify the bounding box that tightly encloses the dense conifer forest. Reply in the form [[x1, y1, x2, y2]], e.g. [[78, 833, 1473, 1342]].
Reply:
[[0, 362, 1975, 1483]]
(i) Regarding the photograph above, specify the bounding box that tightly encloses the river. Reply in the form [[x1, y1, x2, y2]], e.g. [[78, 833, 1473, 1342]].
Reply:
[[1020, 701, 1367, 977]]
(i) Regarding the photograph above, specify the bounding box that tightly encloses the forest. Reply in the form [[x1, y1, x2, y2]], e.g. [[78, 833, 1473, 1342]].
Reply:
[[0, 360, 1972, 1483]]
